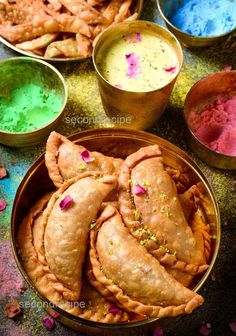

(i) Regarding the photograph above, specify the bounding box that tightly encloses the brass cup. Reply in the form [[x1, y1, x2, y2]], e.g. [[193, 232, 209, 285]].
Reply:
[[184, 71, 236, 170], [0, 57, 67, 147], [157, 0, 236, 48], [93, 21, 183, 130]]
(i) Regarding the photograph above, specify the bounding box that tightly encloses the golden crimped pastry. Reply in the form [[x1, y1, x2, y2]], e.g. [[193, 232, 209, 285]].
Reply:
[[42, 172, 117, 301], [17, 181, 130, 323], [0, 0, 138, 58], [17, 132, 214, 323], [45, 131, 123, 188], [118, 145, 210, 274], [89, 206, 204, 318]]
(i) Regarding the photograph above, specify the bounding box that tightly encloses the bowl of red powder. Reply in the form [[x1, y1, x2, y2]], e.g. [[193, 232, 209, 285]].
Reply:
[[184, 71, 236, 170]]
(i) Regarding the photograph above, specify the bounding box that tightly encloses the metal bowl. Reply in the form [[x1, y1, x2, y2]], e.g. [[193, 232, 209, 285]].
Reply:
[[157, 0, 236, 47], [184, 71, 236, 170], [11, 128, 220, 335], [0, 57, 67, 147], [0, 0, 143, 62]]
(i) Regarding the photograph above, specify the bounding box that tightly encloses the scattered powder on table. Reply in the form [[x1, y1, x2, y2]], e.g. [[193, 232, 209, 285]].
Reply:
[[0, 83, 62, 132], [188, 96, 236, 156], [0, 240, 26, 299], [169, 0, 236, 37]]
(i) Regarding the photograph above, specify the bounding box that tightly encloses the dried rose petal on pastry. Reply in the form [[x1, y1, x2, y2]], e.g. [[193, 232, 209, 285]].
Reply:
[[45, 131, 123, 188], [118, 145, 209, 275], [89, 206, 204, 318], [43, 172, 117, 301]]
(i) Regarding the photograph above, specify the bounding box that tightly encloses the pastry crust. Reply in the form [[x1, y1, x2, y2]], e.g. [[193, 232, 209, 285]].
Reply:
[[42, 172, 117, 301], [45, 131, 123, 187], [89, 206, 204, 318], [17, 189, 129, 323], [118, 145, 209, 274]]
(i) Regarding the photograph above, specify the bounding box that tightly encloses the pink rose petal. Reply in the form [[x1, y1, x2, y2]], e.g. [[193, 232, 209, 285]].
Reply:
[[0, 199, 7, 211], [153, 326, 163, 336], [80, 149, 94, 163], [223, 64, 232, 71], [134, 184, 147, 195], [42, 315, 55, 330], [108, 305, 122, 315], [0, 166, 7, 179], [59, 195, 73, 210], [115, 84, 123, 89], [4, 300, 21, 318], [199, 324, 211, 335], [124, 32, 142, 43], [230, 321, 236, 333], [126, 53, 140, 78], [163, 66, 177, 74], [49, 309, 60, 319]]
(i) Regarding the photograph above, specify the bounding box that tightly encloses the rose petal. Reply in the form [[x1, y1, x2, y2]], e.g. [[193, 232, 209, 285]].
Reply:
[[49, 309, 60, 319], [59, 195, 73, 210], [163, 66, 177, 74], [153, 326, 164, 336], [4, 300, 21, 318], [134, 184, 147, 195], [223, 64, 232, 71], [80, 149, 94, 163], [42, 316, 55, 330], [0, 166, 7, 179], [16, 281, 26, 294], [0, 200, 7, 211], [229, 321, 236, 333], [108, 305, 122, 315], [115, 84, 123, 89], [136, 33, 142, 42], [124, 32, 142, 43], [199, 325, 211, 335], [125, 53, 140, 78]]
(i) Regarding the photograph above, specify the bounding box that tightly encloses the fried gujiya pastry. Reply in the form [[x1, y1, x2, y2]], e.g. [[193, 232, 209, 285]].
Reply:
[[45, 131, 123, 188], [17, 179, 131, 323], [118, 145, 210, 275], [89, 206, 204, 319]]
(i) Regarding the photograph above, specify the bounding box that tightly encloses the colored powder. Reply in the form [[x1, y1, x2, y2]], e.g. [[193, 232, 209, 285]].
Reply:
[[0, 240, 26, 299], [0, 83, 62, 132], [169, 0, 236, 37], [188, 96, 236, 156]]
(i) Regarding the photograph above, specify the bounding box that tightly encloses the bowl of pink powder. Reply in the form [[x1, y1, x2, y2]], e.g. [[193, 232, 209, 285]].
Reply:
[[184, 71, 236, 170]]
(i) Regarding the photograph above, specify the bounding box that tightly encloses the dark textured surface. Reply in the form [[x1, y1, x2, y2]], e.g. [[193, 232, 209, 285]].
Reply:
[[0, 1, 236, 335]]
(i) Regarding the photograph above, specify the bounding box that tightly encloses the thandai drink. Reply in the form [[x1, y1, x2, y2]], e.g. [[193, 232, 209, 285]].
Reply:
[[93, 21, 183, 129], [97, 31, 179, 92]]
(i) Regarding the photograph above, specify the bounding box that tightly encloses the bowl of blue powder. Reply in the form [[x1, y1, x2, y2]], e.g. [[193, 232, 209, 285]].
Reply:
[[157, 0, 236, 47], [0, 57, 67, 147]]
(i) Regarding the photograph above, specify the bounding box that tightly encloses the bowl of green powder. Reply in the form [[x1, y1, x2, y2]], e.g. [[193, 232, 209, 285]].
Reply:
[[0, 57, 67, 147]]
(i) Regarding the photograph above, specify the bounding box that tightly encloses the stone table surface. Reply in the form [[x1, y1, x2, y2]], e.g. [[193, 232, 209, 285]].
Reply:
[[0, 1, 236, 336]]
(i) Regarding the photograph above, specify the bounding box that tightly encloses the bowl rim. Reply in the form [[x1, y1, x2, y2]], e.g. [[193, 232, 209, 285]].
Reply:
[[92, 20, 183, 94], [0, 0, 143, 62], [184, 70, 236, 159], [0, 56, 68, 135], [156, 0, 236, 40], [11, 128, 221, 329]]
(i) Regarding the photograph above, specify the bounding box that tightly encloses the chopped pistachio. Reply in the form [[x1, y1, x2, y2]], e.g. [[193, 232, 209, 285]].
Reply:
[[140, 239, 148, 246], [136, 263, 143, 268], [149, 235, 158, 242], [143, 182, 150, 187], [90, 220, 96, 230], [109, 240, 113, 245], [127, 179, 132, 185], [133, 209, 140, 221]]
